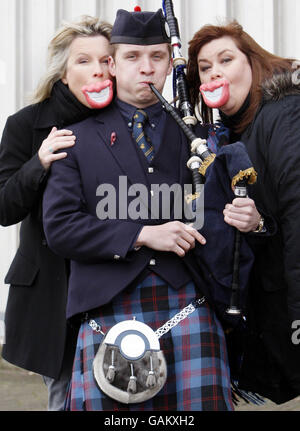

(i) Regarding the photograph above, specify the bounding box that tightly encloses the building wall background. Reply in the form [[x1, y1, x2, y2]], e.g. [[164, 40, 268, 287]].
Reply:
[[0, 0, 299, 320]]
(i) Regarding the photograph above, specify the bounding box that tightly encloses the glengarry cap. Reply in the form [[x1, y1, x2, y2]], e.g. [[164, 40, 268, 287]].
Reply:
[[110, 8, 171, 45]]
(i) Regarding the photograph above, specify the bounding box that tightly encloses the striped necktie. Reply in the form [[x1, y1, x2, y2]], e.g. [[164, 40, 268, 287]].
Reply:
[[132, 109, 154, 163]]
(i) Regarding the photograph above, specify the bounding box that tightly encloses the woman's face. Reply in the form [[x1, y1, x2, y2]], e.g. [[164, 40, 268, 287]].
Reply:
[[197, 36, 252, 116], [62, 35, 112, 107]]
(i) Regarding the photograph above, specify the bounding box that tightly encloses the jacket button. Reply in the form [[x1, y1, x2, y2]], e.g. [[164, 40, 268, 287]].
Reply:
[[114, 255, 120, 260], [148, 167, 154, 173], [42, 239, 47, 246], [149, 259, 156, 266]]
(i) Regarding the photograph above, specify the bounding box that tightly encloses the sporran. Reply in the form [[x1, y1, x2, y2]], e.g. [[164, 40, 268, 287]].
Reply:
[[91, 297, 205, 404]]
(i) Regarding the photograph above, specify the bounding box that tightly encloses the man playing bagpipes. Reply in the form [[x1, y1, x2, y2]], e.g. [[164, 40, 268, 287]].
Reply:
[[42, 6, 242, 411]]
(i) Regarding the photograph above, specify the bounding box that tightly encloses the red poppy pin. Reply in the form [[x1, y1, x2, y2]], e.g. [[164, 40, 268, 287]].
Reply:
[[110, 132, 117, 146]]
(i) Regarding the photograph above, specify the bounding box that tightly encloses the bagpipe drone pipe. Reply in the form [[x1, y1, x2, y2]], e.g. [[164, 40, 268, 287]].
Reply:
[[151, 0, 258, 325], [192, 143, 256, 325]]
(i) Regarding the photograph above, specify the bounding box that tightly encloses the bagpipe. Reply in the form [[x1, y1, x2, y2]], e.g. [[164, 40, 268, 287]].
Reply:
[[150, 0, 257, 324]]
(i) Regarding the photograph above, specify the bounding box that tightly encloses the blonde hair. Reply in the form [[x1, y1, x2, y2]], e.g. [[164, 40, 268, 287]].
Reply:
[[31, 15, 112, 103]]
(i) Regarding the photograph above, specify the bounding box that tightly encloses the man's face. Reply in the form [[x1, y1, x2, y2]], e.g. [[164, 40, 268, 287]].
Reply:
[[108, 44, 172, 108]]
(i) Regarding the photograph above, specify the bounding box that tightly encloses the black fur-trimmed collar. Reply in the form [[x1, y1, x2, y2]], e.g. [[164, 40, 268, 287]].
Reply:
[[262, 69, 300, 102]]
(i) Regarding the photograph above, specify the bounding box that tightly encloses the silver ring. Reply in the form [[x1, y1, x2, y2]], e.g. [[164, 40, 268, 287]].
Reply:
[[49, 147, 54, 153]]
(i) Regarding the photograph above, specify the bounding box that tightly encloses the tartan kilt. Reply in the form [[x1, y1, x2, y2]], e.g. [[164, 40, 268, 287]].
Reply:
[[65, 273, 234, 411]]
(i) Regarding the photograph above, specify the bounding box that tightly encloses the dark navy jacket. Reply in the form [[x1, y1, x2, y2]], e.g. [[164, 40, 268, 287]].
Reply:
[[43, 102, 208, 319]]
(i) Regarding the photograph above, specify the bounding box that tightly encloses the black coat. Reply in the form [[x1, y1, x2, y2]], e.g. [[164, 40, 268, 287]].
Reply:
[[0, 81, 95, 379], [225, 71, 300, 404], [42, 102, 209, 319]]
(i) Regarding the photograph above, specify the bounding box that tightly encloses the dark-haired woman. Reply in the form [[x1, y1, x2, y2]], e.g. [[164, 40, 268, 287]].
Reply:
[[187, 21, 300, 404]]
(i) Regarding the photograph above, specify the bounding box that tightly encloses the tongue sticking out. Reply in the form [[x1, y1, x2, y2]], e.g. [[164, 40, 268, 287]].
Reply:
[[82, 79, 113, 109], [200, 78, 229, 108]]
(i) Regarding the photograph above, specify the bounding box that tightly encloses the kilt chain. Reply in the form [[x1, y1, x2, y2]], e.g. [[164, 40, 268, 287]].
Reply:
[[155, 297, 205, 339], [88, 296, 205, 339], [88, 319, 105, 335]]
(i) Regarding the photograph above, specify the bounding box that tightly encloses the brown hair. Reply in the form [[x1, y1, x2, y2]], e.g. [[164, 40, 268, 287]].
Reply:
[[187, 20, 294, 133]]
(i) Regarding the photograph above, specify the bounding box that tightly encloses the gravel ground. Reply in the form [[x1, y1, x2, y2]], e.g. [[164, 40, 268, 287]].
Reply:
[[0, 368, 47, 411], [0, 363, 48, 411], [1, 356, 300, 412]]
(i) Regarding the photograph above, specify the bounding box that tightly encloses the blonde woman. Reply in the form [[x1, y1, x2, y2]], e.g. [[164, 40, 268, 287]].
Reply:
[[0, 15, 113, 410]]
